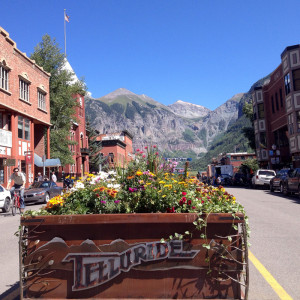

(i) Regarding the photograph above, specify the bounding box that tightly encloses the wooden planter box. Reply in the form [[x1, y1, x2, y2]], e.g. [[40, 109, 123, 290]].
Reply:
[[20, 213, 248, 299]]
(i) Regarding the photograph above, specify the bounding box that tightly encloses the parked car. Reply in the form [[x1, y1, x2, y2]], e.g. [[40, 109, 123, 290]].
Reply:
[[269, 168, 290, 193], [0, 184, 11, 213], [282, 168, 300, 196], [233, 173, 247, 186], [219, 174, 233, 186], [252, 169, 276, 188], [24, 181, 63, 204]]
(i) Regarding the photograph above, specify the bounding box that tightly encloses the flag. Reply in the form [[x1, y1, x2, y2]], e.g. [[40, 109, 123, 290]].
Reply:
[[65, 13, 70, 23]]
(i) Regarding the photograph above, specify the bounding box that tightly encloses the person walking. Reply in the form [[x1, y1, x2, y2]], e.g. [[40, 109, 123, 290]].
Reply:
[[37, 172, 43, 182], [7, 167, 26, 213], [51, 171, 57, 183]]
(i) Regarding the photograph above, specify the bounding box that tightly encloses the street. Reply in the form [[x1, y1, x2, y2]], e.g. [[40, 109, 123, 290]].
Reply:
[[0, 188, 299, 300]]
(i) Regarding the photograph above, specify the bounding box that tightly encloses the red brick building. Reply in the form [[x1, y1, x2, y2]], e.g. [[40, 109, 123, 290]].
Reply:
[[0, 27, 51, 187], [252, 45, 300, 169], [97, 130, 134, 169], [223, 152, 256, 173], [61, 92, 89, 177]]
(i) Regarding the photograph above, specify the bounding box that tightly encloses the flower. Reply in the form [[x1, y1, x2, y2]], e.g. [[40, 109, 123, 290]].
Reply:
[[26, 145, 246, 221]]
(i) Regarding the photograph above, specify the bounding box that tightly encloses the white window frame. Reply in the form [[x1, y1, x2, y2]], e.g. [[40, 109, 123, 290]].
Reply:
[[38, 90, 46, 111], [19, 79, 30, 102], [0, 65, 9, 91]]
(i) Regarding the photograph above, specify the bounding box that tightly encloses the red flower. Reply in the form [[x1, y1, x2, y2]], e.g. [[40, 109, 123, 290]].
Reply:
[[145, 146, 148, 149], [188, 200, 192, 205], [136, 148, 140, 152], [181, 197, 186, 203], [182, 192, 187, 196], [167, 207, 175, 213], [153, 145, 157, 148], [155, 152, 159, 155]]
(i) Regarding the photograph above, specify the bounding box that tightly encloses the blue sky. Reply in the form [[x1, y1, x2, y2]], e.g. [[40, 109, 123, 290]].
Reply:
[[2, 0, 300, 110]]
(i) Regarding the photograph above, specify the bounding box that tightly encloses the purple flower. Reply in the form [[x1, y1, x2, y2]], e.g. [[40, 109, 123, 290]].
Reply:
[[114, 200, 120, 204], [101, 200, 106, 204]]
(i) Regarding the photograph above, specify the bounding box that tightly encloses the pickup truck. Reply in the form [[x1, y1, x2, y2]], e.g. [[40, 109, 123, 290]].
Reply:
[[282, 168, 300, 196]]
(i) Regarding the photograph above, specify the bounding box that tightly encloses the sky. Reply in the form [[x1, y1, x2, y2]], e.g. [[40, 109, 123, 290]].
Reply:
[[2, 0, 300, 110]]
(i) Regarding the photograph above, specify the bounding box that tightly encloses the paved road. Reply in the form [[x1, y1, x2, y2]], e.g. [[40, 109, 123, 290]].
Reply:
[[0, 203, 43, 300], [0, 188, 299, 299], [226, 186, 300, 300]]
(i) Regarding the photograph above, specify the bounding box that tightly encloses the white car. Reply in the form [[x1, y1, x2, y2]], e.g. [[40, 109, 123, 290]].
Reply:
[[252, 169, 276, 188], [0, 184, 12, 213]]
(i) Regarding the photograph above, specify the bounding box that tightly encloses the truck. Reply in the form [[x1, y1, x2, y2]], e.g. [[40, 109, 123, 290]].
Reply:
[[207, 164, 234, 178]]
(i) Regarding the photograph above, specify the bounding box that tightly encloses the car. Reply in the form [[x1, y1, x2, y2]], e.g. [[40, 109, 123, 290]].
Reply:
[[252, 169, 276, 188], [219, 174, 233, 186], [0, 184, 12, 213], [282, 168, 300, 196], [24, 181, 63, 204], [269, 168, 290, 193], [233, 173, 247, 186]]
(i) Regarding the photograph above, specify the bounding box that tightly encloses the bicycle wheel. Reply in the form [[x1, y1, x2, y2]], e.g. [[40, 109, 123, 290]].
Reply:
[[11, 198, 16, 216]]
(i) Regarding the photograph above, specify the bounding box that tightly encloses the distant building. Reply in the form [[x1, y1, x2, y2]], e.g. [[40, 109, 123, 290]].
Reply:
[[224, 152, 256, 173], [252, 45, 300, 169], [0, 27, 51, 187], [59, 60, 89, 178], [97, 130, 134, 168]]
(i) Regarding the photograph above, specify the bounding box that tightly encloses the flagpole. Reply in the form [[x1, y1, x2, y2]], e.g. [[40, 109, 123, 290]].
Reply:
[[64, 9, 67, 57]]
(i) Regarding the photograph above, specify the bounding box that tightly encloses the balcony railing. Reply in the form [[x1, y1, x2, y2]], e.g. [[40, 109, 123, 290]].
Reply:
[[80, 148, 90, 155]]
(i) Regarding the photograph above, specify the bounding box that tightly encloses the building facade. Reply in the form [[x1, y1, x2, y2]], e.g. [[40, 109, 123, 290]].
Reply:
[[0, 27, 51, 187], [61, 93, 89, 178], [252, 45, 300, 169], [97, 130, 134, 169]]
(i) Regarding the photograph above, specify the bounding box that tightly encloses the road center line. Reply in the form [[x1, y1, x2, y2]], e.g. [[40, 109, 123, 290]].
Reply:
[[248, 250, 293, 300]]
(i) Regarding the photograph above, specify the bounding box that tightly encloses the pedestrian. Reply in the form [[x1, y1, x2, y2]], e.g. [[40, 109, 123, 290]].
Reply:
[[51, 171, 57, 183], [7, 167, 26, 213], [37, 172, 43, 182]]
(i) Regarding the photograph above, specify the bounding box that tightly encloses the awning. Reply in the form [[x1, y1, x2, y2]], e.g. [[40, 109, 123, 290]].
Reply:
[[34, 153, 61, 168]]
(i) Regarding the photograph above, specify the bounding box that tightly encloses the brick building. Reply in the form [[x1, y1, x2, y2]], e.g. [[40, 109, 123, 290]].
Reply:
[[55, 60, 89, 178], [0, 27, 51, 187], [222, 152, 256, 173], [97, 130, 134, 169], [252, 45, 300, 169]]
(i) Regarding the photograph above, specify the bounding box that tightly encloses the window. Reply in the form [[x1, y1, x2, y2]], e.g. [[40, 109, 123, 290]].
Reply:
[[258, 103, 264, 119], [38, 91, 46, 111], [285, 73, 291, 95], [297, 111, 300, 132], [288, 113, 294, 135], [253, 106, 257, 120], [271, 96, 275, 113], [292, 69, 300, 91], [19, 79, 30, 102], [259, 132, 267, 148], [275, 93, 279, 111], [279, 89, 283, 108], [18, 116, 30, 140], [0, 65, 9, 91], [69, 132, 75, 152]]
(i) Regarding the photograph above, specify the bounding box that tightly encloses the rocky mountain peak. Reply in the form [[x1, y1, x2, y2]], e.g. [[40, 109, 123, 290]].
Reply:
[[101, 88, 136, 99]]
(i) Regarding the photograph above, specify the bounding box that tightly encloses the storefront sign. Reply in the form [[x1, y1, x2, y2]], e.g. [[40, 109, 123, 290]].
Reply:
[[63, 239, 200, 291], [3, 158, 16, 166]]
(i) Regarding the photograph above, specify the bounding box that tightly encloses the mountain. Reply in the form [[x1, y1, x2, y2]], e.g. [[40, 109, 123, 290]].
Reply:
[[85, 88, 243, 157]]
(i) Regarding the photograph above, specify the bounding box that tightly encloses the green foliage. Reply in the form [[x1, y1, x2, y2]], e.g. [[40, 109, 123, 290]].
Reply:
[[239, 158, 259, 173], [30, 34, 86, 165], [125, 103, 136, 120], [111, 103, 125, 114], [190, 115, 252, 170], [182, 129, 195, 143]]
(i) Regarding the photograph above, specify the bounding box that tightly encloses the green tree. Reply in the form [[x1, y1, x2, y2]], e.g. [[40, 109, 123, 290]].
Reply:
[[30, 35, 86, 165], [86, 119, 104, 173], [239, 158, 259, 174], [242, 101, 256, 150]]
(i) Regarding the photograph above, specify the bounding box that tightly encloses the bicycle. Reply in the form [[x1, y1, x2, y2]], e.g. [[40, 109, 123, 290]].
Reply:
[[11, 188, 21, 216]]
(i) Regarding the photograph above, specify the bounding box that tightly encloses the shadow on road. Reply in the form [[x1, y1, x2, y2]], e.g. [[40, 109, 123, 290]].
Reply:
[[263, 189, 300, 205], [0, 282, 20, 300]]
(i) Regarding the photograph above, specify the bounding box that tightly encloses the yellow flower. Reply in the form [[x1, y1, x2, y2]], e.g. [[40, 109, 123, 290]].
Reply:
[[162, 195, 166, 198], [136, 170, 143, 176], [159, 181, 165, 184]]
